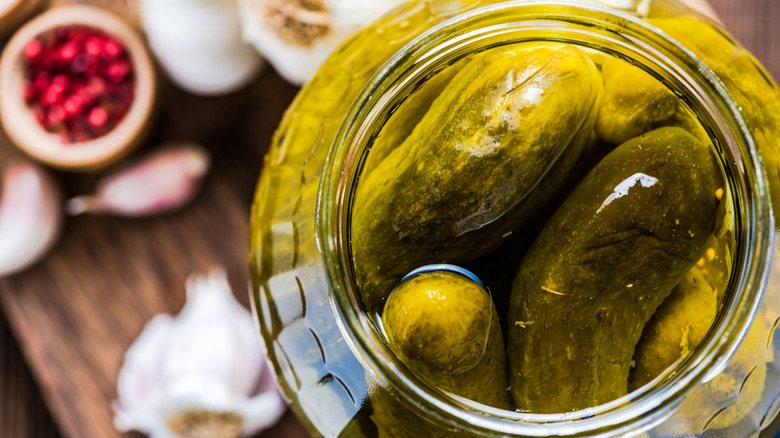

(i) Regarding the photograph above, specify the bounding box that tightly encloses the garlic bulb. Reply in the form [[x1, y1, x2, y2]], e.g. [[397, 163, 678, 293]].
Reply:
[[114, 268, 286, 438], [141, 0, 265, 95], [0, 160, 62, 276], [237, 0, 405, 85], [66, 142, 210, 217]]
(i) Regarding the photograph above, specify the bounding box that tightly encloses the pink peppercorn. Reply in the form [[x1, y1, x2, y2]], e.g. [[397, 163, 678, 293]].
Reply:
[[88, 107, 108, 128], [21, 25, 136, 143], [23, 39, 42, 61], [63, 94, 83, 117]]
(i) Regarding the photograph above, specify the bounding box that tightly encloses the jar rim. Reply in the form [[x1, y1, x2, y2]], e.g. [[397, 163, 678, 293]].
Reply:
[[319, 1, 774, 436]]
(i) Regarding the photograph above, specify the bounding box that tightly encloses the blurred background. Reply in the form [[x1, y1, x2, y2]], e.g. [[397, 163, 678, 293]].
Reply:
[[0, 0, 778, 437]]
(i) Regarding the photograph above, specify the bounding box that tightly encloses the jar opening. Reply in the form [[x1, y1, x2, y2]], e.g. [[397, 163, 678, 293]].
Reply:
[[319, 1, 772, 436]]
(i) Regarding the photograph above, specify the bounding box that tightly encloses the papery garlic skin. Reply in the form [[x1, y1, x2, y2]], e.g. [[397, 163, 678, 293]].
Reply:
[[114, 268, 286, 438], [0, 161, 62, 276], [141, 0, 265, 95], [237, 0, 405, 85], [66, 142, 210, 217]]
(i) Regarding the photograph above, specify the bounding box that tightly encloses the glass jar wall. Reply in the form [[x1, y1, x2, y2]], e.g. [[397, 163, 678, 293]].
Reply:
[[249, 1, 780, 437]]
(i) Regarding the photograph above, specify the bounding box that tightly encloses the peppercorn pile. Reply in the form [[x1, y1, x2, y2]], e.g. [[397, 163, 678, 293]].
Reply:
[[22, 25, 135, 144]]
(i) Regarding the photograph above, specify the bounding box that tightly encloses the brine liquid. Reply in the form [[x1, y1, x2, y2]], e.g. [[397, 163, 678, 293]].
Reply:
[[350, 42, 737, 411]]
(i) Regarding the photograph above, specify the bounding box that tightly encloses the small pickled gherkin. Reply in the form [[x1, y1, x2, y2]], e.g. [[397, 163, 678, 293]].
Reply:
[[353, 43, 602, 310], [382, 271, 513, 409], [507, 127, 723, 413], [629, 265, 718, 390], [595, 58, 678, 144]]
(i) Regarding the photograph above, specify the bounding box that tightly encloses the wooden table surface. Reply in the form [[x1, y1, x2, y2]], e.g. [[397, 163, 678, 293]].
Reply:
[[0, 1, 778, 438]]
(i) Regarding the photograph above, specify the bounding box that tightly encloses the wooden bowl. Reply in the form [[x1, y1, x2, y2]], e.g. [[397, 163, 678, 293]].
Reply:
[[0, 5, 156, 171]]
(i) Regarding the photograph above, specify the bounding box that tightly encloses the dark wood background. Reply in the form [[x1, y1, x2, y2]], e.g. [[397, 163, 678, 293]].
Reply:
[[0, 1, 778, 437]]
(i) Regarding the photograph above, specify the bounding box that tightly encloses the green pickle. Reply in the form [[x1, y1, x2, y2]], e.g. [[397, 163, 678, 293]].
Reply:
[[629, 265, 718, 390], [352, 43, 601, 310], [362, 67, 460, 173], [596, 58, 678, 144], [382, 271, 513, 409], [506, 127, 722, 412]]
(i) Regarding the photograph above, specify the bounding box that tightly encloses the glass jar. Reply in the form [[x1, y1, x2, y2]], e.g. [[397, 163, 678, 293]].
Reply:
[[249, 1, 780, 436]]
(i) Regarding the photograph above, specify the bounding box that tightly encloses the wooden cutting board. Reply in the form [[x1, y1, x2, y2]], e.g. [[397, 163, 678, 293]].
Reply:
[[0, 0, 308, 436], [1, 1, 779, 438]]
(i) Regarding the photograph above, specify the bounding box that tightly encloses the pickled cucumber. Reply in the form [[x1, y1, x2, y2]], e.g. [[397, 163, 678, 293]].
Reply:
[[596, 58, 677, 144], [363, 67, 460, 173], [353, 43, 602, 310], [629, 265, 718, 390], [382, 271, 513, 408], [507, 127, 722, 413]]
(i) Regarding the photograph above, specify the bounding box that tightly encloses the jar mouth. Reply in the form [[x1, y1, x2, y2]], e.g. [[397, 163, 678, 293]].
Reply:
[[319, 1, 774, 436]]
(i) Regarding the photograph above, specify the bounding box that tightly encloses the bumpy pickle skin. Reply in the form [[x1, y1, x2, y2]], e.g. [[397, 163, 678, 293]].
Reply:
[[507, 127, 723, 413], [362, 67, 460, 173], [595, 58, 678, 145], [382, 271, 513, 409], [629, 265, 717, 390], [352, 43, 602, 311]]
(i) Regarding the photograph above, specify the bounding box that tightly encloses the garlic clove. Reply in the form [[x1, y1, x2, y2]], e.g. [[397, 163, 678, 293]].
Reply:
[[141, 0, 265, 96], [114, 314, 176, 435], [114, 267, 286, 438], [0, 160, 63, 276], [66, 142, 210, 217], [237, 0, 406, 85]]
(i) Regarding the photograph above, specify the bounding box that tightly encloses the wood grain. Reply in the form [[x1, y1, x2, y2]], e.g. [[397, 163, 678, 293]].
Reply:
[[0, 1, 778, 438], [0, 313, 61, 438], [0, 0, 306, 434]]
